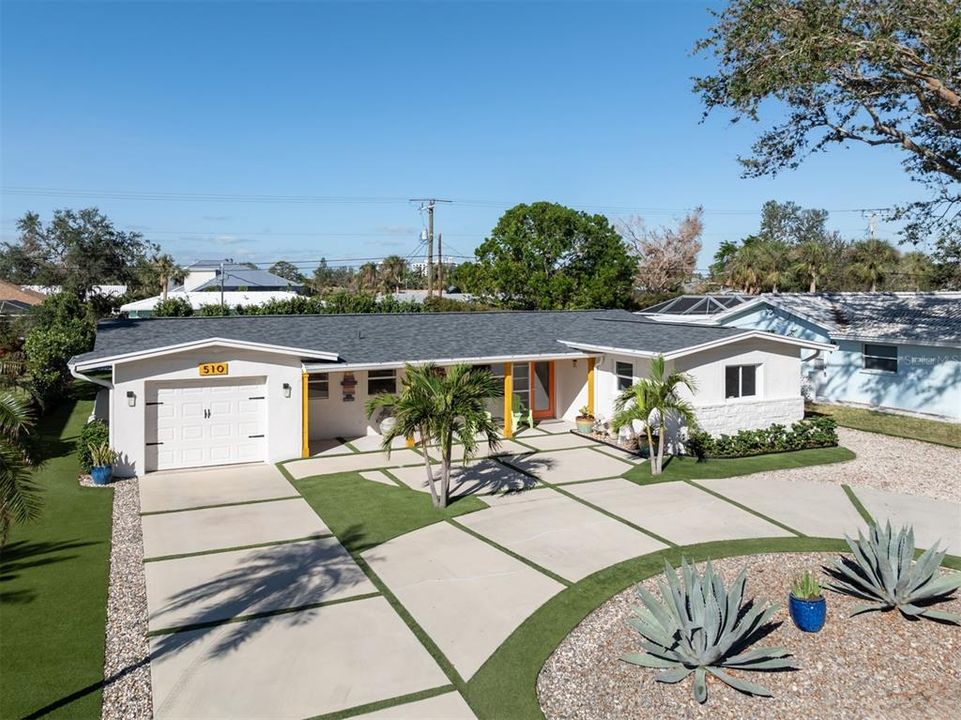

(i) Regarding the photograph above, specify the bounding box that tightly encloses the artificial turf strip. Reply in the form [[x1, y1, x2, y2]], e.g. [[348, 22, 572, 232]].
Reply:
[[0, 387, 115, 720], [462, 536, 851, 720], [307, 685, 457, 720], [138, 494, 303, 515], [683, 480, 806, 537], [621, 445, 856, 485], [282, 468, 488, 554], [841, 484, 875, 526], [142, 533, 334, 563], [807, 403, 961, 448]]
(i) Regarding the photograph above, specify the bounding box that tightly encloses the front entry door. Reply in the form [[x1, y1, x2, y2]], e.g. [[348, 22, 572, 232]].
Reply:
[[530, 361, 555, 420]]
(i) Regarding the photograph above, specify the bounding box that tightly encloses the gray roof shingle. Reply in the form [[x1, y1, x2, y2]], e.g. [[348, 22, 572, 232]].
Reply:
[[71, 310, 752, 367]]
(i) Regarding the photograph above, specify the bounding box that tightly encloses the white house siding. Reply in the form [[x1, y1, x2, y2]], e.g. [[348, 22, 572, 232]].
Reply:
[[308, 368, 405, 440], [555, 358, 590, 422], [111, 347, 303, 477]]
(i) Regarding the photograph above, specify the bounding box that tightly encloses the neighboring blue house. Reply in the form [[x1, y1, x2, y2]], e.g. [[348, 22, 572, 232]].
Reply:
[[639, 292, 961, 422]]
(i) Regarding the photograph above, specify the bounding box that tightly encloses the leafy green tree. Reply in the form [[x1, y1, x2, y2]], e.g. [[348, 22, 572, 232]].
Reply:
[[0, 390, 39, 545], [152, 297, 194, 317], [709, 240, 740, 283], [367, 363, 501, 508], [896, 251, 937, 291], [470, 202, 634, 309], [611, 355, 698, 476], [0, 209, 156, 298], [694, 0, 961, 247], [932, 237, 961, 289], [847, 238, 901, 291], [22, 293, 95, 406], [268, 260, 307, 284]]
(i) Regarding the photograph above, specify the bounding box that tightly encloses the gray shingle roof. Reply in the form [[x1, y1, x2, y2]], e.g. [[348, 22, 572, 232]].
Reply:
[[71, 310, 753, 367], [762, 293, 961, 345]]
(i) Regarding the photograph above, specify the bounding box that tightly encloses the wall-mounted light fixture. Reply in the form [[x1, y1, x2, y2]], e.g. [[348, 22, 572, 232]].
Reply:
[[573, 359, 578, 367], [282, 382, 292, 399], [126, 391, 136, 407]]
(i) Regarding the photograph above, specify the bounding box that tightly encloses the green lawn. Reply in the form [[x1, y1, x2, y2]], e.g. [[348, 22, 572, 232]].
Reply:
[[807, 403, 961, 448], [0, 387, 114, 720], [621, 445, 856, 485], [286, 469, 488, 553]]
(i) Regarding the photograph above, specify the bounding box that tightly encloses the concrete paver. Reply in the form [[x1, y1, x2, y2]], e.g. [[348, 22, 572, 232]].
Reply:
[[139, 464, 296, 513], [142, 499, 329, 558], [565, 479, 792, 544], [503, 447, 632, 484], [360, 470, 400, 486], [458, 489, 666, 581], [149, 596, 448, 719], [145, 538, 375, 631], [535, 419, 577, 434], [308, 438, 358, 457], [853, 486, 961, 554], [428, 439, 531, 462], [516, 432, 599, 452], [698, 476, 867, 539], [363, 521, 564, 679], [389, 459, 537, 497], [349, 434, 410, 452], [354, 692, 476, 719], [589, 444, 646, 464], [285, 448, 426, 479]]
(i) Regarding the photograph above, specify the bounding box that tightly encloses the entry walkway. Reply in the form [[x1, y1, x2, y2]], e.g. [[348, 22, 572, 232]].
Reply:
[[140, 437, 961, 718]]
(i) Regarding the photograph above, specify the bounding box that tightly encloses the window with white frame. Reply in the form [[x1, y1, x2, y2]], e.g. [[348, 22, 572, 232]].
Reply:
[[368, 368, 397, 395], [725, 365, 757, 399], [308, 374, 329, 400], [615, 361, 634, 391], [862, 344, 898, 373]]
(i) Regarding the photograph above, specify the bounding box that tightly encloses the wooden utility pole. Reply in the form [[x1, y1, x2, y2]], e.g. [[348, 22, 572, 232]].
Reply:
[[437, 233, 443, 297], [410, 198, 451, 298]]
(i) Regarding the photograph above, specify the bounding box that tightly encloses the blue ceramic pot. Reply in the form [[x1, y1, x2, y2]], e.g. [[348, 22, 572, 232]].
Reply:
[[91, 465, 112, 486], [789, 594, 826, 632]]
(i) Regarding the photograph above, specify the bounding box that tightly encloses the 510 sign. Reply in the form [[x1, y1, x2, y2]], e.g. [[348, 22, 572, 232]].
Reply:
[[198, 362, 229, 377]]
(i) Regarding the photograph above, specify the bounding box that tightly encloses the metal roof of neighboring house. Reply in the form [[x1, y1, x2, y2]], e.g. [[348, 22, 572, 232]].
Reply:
[[0, 280, 45, 305], [754, 292, 961, 346], [70, 309, 791, 369], [639, 294, 752, 316], [178, 264, 302, 291], [120, 290, 302, 313]]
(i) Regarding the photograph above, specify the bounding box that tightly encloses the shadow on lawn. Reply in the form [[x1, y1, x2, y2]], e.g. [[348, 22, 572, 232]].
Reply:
[[24, 530, 376, 719], [0, 539, 101, 604]]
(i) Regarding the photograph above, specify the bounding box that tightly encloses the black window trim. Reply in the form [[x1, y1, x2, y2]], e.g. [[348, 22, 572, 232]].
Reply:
[[725, 364, 758, 400], [615, 361, 634, 391], [368, 368, 398, 395], [862, 343, 898, 373]]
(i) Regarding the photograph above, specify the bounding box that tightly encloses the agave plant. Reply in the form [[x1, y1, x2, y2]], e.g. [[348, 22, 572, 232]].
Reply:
[[824, 521, 961, 623], [622, 559, 796, 704]]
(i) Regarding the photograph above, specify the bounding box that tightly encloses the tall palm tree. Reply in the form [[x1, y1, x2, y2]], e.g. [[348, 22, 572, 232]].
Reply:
[[355, 262, 380, 293], [610, 355, 698, 475], [367, 363, 502, 508], [379, 255, 408, 293], [847, 238, 899, 292], [793, 239, 830, 292], [758, 238, 791, 293], [150, 254, 186, 301], [727, 241, 765, 294], [0, 390, 40, 545]]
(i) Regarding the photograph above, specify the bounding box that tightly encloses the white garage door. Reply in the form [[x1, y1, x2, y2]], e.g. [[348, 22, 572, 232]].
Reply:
[[145, 377, 267, 471]]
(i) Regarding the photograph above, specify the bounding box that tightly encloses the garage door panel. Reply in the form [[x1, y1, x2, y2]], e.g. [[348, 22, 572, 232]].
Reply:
[[145, 378, 267, 472]]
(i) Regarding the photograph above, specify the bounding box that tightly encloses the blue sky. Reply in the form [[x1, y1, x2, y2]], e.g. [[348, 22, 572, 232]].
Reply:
[[0, 0, 922, 271]]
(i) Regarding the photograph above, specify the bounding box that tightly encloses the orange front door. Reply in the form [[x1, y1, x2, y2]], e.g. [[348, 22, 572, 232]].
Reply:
[[530, 361, 555, 420]]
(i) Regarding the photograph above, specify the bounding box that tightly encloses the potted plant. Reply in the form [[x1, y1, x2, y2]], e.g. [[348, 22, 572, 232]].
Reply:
[[789, 570, 826, 632], [89, 441, 117, 486], [575, 405, 595, 434]]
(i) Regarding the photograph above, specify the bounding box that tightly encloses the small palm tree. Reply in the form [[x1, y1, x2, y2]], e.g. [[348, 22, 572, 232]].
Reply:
[[611, 355, 698, 475], [847, 238, 899, 292], [355, 262, 380, 293], [366, 363, 502, 508], [0, 390, 40, 545], [793, 239, 830, 293], [150, 253, 186, 301], [379, 255, 408, 293]]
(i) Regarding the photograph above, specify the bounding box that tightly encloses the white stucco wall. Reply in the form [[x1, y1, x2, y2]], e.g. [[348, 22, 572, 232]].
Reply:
[[308, 368, 404, 440], [555, 358, 590, 422], [110, 346, 303, 476]]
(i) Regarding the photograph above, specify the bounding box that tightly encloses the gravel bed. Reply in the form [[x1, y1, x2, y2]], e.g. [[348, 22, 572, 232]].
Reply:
[[539, 552, 961, 720], [79, 473, 112, 488], [101, 477, 152, 720], [732, 428, 961, 504]]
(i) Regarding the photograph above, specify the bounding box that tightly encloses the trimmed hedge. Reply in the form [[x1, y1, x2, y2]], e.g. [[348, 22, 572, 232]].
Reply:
[[686, 416, 838, 460], [78, 420, 109, 472]]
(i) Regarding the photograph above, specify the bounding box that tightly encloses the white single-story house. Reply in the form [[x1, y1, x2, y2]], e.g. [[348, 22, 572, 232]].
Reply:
[[68, 310, 832, 477], [120, 290, 302, 318], [640, 292, 961, 422]]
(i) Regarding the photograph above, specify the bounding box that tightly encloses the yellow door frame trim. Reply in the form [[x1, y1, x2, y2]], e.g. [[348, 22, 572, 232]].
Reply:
[[503, 363, 514, 438], [586, 357, 596, 416], [301, 372, 310, 458]]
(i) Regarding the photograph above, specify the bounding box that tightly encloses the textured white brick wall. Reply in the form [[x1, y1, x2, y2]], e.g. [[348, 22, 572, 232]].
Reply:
[[694, 396, 804, 436]]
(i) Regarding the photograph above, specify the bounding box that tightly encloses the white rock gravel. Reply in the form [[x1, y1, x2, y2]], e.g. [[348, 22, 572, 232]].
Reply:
[[742, 428, 961, 504], [538, 552, 961, 720], [101, 477, 152, 720]]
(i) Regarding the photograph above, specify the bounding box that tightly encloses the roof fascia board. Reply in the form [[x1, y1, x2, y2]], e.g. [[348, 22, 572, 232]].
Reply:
[[556, 340, 658, 358], [661, 331, 835, 360], [830, 334, 961, 349], [302, 351, 598, 373], [72, 337, 340, 371]]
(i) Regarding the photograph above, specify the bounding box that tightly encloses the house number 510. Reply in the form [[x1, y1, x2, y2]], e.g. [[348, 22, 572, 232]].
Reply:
[[199, 362, 229, 376]]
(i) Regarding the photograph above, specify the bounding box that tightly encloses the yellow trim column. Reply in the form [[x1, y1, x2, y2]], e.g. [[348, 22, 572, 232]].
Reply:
[[586, 357, 596, 416], [301, 372, 310, 458], [503, 363, 514, 438]]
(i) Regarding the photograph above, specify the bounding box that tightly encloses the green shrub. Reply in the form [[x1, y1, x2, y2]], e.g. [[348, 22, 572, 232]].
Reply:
[[78, 420, 109, 472], [152, 297, 194, 317], [686, 416, 837, 460]]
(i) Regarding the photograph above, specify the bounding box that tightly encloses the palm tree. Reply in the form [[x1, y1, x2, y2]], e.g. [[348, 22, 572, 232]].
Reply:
[[610, 355, 698, 475], [149, 254, 186, 301], [0, 390, 40, 545], [757, 238, 791, 293], [355, 262, 380, 293], [793, 239, 830, 292], [727, 241, 765, 294], [379, 255, 408, 293], [366, 363, 502, 508], [847, 238, 899, 291]]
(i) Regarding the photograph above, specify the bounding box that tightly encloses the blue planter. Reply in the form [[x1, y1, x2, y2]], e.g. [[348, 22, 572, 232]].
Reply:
[[789, 594, 826, 632], [91, 465, 113, 486]]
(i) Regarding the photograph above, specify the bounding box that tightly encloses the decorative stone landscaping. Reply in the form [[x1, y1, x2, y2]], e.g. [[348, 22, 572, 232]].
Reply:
[[538, 552, 961, 720]]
